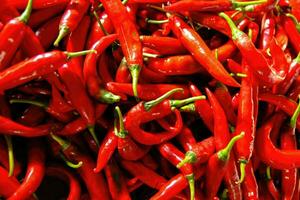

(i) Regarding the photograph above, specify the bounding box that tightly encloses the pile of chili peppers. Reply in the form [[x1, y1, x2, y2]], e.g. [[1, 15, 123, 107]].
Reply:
[[0, 0, 300, 199]]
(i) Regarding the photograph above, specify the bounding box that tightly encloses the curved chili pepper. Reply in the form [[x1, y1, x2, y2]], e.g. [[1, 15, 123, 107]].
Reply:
[[104, 159, 131, 200], [46, 165, 81, 200], [114, 106, 150, 160], [204, 132, 244, 200], [101, 0, 143, 98], [125, 88, 205, 145], [35, 16, 60, 50], [0, 50, 94, 93], [165, 0, 266, 12], [8, 140, 45, 200], [219, 12, 287, 85], [120, 160, 167, 190], [0, 0, 33, 71], [176, 126, 196, 151], [168, 14, 239, 87], [54, 0, 90, 46], [0, 166, 25, 199], [157, 142, 195, 200], [106, 82, 190, 101], [83, 34, 120, 103], [50, 135, 111, 200]]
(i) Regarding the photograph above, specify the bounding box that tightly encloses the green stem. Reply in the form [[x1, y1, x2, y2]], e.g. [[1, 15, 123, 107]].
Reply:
[[266, 166, 272, 180], [4, 135, 14, 177], [142, 52, 161, 58], [177, 151, 197, 168], [144, 88, 184, 111], [93, 11, 109, 36], [290, 97, 300, 128], [170, 96, 206, 108], [236, 160, 247, 184], [9, 99, 47, 108], [286, 13, 300, 33], [232, 0, 267, 8], [179, 103, 196, 113], [18, 0, 33, 23], [50, 133, 70, 151], [146, 19, 169, 24], [293, 51, 300, 64], [128, 64, 141, 100], [215, 49, 219, 60], [114, 106, 128, 138], [186, 174, 195, 200], [218, 131, 245, 162], [54, 26, 69, 47], [98, 89, 121, 104], [65, 50, 96, 60], [87, 126, 99, 147], [59, 153, 83, 169], [219, 12, 244, 41]]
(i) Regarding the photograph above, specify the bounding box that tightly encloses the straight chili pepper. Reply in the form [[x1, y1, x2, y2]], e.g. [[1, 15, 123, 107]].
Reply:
[[46, 165, 81, 200], [241, 162, 259, 200], [0, 50, 94, 93], [0, 0, 33, 71], [168, 14, 239, 87], [54, 0, 90, 46], [101, 0, 143, 98], [266, 167, 281, 200], [8, 140, 45, 200], [8, 0, 68, 9], [176, 126, 197, 152], [50, 135, 111, 200]]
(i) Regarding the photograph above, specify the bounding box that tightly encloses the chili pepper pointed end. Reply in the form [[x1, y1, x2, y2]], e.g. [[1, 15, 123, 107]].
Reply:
[[186, 174, 195, 200], [54, 26, 70, 47]]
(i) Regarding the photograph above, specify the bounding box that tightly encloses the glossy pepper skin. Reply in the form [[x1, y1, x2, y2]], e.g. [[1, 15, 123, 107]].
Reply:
[[168, 15, 239, 87]]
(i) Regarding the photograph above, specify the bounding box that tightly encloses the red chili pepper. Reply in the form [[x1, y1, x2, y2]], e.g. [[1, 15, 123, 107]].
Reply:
[[83, 34, 120, 103], [165, 0, 266, 12], [141, 154, 158, 170], [101, 0, 143, 98], [35, 16, 60, 50], [0, 0, 33, 71], [292, 175, 300, 200], [17, 105, 46, 126], [168, 14, 239, 87], [50, 135, 111, 200], [98, 52, 114, 83], [104, 159, 131, 200], [56, 117, 87, 136], [220, 12, 288, 85], [176, 126, 196, 151], [266, 167, 281, 200], [115, 57, 131, 84], [241, 162, 259, 200], [8, 0, 69, 9], [8, 140, 45, 200], [120, 160, 167, 190], [54, 0, 90, 46], [0, 50, 93, 93], [204, 132, 244, 199], [106, 82, 191, 101], [46, 165, 82, 200], [260, 13, 276, 50]]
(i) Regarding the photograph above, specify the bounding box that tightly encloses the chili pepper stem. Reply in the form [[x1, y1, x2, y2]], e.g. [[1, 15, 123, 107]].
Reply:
[[128, 64, 141, 100], [114, 106, 128, 138], [266, 166, 272, 180], [4, 135, 14, 177], [290, 97, 300, 128], [65, 50, 96, 60], [286, 13, 300, 32], [236, 161, 247, 184], [144, 88, 184, 111], [218, 132, 245, 161], [9, 99, 47, 108], [145, 19, 169, 24], [18, 0, 33, 23], [177, 151, 197, 168], [54, 26, 70, 47], [170, 96, 206, 108], [50, 133, 71, 151], [232, 0, 267, 9], [93, 11, 109, 36], [59, 153, 83, 169], [219, 12, 244, 41], [98, 89, 121, 104], [179, 103, 196, 113], [186, 174, 195, 200], [87, 126, 99, 147]]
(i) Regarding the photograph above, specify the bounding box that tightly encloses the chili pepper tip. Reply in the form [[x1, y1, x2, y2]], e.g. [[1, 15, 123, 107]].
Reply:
[[98, 89, 121, 104], [144, 88, 184, 111], [18, 0, 33, 23], [4, 135, 14, 177], [54, 26, 70, 47], [186, 174, 195, 200], [177, 151, 197, 168]]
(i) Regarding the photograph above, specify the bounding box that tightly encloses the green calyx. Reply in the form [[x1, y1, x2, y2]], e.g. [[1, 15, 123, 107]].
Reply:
[[18, 0, 33, 23], [50, 133, 71, 151], [65, 50, 96, 60], [170, 96, 206, 109], [128, 64, 141, 100], [97, 89, 121, 104], [219, 12, 245, 41], [218, 131, 245, 162], [4, 135, 14, 177], [177, 151, 197, 168], [290, 97, 300, 128], [114, 106, 128, 138], [144, 88, 184, 111], [87, 125, 99, 147], [9, 99, 48, 109], [186, 174, 195, 200], [54, 26, 70, 47], [286, 13, 300, 33]]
